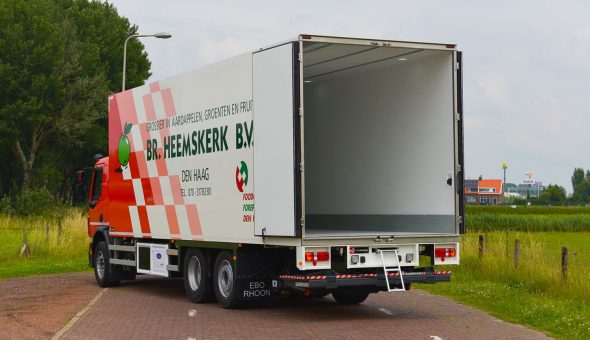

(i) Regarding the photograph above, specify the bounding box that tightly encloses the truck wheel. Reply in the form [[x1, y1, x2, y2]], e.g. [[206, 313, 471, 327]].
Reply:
[[94, 241, 119, 287], [332, 291, 370, 304], [183, 248, 214, 303], [213, 251, 241, 308]]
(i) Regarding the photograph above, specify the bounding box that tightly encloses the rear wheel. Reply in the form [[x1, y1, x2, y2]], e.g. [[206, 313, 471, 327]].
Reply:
[[332, 291, 370, 304], [213, 251, 241, 308], [94, 241, 119, 287], [183, 248, 214, 303]]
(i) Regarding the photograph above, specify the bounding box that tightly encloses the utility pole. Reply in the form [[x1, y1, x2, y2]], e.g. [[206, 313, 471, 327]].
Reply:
[[502, 162, 508, 195]]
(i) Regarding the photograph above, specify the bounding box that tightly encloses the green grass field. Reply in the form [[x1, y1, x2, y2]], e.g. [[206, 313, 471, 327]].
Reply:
[[0, 210, 90, 278], [466, 205, 590, 232]]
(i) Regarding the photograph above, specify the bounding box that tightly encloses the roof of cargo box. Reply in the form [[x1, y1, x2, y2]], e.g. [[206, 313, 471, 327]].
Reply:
[[256, 34, 457, 53], [297, 35, 457, 80], [299, 34, 457, 50]]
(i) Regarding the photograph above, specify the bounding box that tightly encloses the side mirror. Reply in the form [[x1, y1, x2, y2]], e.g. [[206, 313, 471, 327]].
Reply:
[[73, 183, 87, 203], [72, 168, 91, 204]]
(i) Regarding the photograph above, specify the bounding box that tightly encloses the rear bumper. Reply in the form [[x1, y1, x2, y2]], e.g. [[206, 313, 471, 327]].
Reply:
[[278, 270, 451, 290]]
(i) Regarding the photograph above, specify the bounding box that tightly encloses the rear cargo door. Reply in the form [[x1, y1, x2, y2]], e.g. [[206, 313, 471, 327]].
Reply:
[[456, 51, 465, 234], [252, 43, 301, 237]]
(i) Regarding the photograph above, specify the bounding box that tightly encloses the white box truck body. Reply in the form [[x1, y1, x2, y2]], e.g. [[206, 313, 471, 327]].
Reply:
[[79, 35, 465, 308]]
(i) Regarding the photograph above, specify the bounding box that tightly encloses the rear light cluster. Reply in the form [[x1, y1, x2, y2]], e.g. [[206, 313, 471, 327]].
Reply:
[[435, 247, 456, 262], [305, 251, 329, 266]]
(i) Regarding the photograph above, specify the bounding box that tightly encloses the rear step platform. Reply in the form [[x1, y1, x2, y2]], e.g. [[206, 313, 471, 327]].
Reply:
[[277, 271, 451, 290]]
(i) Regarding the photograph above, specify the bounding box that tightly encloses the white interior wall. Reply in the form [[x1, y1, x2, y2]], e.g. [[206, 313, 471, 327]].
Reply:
[[304, 50, 455, 217]]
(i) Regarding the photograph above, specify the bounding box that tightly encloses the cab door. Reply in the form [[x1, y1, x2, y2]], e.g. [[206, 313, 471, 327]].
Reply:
[[87, 163, 108, 235]]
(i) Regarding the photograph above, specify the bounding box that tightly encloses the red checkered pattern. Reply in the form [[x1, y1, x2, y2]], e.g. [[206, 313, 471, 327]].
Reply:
[[113, 82, 202, 240]]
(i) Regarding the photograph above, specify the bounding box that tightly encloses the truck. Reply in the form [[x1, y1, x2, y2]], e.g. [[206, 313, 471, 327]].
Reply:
[[75, 34, 465, 308]]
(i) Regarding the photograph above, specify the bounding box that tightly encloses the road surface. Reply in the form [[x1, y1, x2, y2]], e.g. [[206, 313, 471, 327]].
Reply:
[[0, 273, 550, 339]]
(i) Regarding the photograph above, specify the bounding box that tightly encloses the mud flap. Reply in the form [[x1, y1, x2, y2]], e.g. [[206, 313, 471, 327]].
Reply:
[[235, 245, 289, 301]]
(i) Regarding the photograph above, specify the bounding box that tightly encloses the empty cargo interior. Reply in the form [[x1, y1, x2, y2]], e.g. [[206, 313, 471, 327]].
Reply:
[[302, 41, 457, 238]]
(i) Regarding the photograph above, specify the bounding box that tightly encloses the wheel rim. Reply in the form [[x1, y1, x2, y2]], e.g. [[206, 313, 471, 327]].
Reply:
[[96, 250, 105, 280], [217, 259, 233, 298], [187, 255, 202, 292]]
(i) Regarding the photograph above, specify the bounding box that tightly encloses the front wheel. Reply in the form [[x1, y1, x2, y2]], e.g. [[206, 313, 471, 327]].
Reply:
[[213, 251, 241, 308], [93, 241, 119, 287], [332, 291, 370, 304]]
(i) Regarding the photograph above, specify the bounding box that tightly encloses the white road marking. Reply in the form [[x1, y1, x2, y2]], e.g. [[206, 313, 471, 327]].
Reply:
[[51, 288, 109, 340], [188, 309, 197, 317], [430, 336, 443, 340], [378, 307, 393, 315]]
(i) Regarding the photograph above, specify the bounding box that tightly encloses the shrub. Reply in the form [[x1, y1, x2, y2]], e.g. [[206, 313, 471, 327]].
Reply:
[[12, 187, 65, 218]]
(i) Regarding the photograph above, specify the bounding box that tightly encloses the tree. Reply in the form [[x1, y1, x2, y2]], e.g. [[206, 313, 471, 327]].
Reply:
[[573, 180, 590, 203], [540, 184, 566, 204], [505, 183, 517, 189], [0, 0, 151, 194], [571, 168, 585, 193]]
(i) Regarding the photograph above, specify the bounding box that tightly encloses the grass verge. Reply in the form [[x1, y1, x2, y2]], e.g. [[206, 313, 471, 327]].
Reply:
[[418, 232, 590, 339], [421, 274, 590, 339], [0, 210, 90, 278]]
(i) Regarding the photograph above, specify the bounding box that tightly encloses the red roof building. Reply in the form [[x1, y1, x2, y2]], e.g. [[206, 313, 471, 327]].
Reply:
[[464, 178, 504, 205]]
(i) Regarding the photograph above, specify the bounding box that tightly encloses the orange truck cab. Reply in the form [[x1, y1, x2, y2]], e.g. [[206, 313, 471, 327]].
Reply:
[[75, 156, 135, 283]]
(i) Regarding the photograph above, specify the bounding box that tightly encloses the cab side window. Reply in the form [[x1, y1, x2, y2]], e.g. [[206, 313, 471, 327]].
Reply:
[[90, 168, 103, 203]]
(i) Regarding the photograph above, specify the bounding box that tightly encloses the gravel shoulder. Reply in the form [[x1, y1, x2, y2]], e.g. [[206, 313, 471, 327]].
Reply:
[[0, 272, 101, 340]]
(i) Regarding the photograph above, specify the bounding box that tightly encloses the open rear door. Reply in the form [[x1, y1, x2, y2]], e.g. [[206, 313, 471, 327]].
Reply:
[[456, 51, 465, 234], [253, 42, 301, 237]]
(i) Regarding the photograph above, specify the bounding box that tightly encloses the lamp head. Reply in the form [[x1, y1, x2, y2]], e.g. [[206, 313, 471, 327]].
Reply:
[[154, 32, 172, 39]]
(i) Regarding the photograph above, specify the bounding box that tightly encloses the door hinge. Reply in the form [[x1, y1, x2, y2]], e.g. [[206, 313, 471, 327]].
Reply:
[[300, 162, 304, 171], [299, 107, 303, 117], [456, 164, 462, 172], [456, 215, 463, 225], [298, 52, 302, 62], [455, 62, 460, 71], [455, 112, 461, 121], [300, 217, 305, 227]]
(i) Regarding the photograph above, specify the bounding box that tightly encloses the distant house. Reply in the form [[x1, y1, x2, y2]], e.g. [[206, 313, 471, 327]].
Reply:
[[464, 178, 504, 205]]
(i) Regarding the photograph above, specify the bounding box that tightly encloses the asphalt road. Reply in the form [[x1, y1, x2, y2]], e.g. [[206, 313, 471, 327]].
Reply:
[[47, 274, 550, 340]]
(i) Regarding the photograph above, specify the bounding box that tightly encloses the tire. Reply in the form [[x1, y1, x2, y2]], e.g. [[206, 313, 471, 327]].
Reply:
[[93, 241, 119, 287], [332, 291, 370, 305], [183, 248, 215, 303], [213, 251, 241, 308]]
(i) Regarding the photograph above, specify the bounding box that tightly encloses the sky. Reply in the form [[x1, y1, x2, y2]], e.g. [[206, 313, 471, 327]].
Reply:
[[110, 0, 590, 193]]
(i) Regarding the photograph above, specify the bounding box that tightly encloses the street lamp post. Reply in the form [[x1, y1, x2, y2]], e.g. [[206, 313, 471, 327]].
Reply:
[[122, 32, 172, 92]]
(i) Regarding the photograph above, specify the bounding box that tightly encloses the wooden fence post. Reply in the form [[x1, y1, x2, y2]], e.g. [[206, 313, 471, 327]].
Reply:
[[479, 234, 484, 259], [514, 239, 520, 268], [20, 226, 31, 257], [562, 246, 568, 282], [58, 223, 63, 243]]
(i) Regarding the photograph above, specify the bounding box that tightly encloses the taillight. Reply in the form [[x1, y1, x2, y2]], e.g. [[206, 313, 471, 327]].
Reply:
[[316, 252, 329, 261], [304, 251, 330, 266], [435, 247, 456, 262]]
